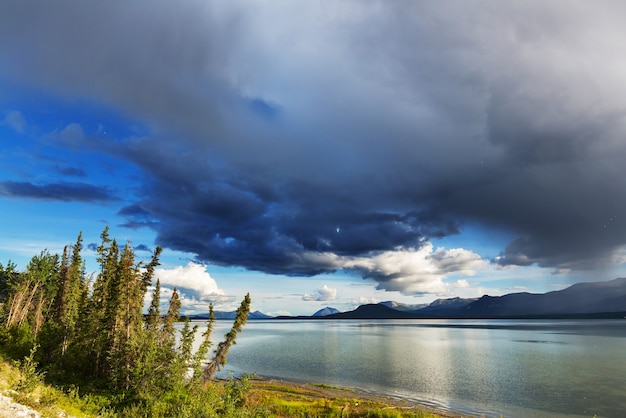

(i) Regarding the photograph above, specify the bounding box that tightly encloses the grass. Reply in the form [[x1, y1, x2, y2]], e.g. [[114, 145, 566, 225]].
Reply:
[[245, 378, 448, 417], [0, 351, 106, 417], [0, 352, 453, 417]]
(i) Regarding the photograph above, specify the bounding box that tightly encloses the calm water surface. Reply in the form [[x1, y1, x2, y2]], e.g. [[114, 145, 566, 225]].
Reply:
[[202, 319, 626, 417]]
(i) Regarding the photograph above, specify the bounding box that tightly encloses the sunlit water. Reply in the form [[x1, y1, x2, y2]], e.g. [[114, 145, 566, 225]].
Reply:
[[184, 319, 626, 417]]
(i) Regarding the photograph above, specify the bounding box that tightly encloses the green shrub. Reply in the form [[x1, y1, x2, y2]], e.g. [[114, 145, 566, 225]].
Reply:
[[12, 344, 44, 393]]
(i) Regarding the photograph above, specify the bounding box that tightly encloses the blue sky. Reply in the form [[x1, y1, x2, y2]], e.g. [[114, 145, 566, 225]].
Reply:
[[2, 1, 626, 316]]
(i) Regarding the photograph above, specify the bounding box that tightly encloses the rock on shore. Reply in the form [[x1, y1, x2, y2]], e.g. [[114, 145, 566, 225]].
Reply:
[[0, 394, 40, 418]]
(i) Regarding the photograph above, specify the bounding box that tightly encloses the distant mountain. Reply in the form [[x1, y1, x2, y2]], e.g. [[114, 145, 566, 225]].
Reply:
[[321, 278, 626, 319], [457, 277, 626, 318], [380, 301, 428, 312], [312, 307, 340, 317], [249, 310, 274, 319], [188, 310, 273, 320], [325, 304, 420, 319], [416, 297, 478, 316]]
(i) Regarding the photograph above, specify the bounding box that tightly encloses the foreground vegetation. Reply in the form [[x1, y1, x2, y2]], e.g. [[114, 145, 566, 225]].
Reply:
[[0, 228, 448, 417], [0, 353, 447, 417]]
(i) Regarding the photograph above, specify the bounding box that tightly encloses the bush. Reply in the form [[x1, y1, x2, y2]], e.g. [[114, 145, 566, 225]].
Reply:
[[12, 345, 44, 393]]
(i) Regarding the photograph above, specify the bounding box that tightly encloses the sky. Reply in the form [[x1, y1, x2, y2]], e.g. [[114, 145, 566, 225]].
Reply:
[[2, 1, 626, 316]]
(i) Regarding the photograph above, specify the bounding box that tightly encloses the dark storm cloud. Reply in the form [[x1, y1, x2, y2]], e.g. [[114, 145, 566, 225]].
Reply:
[[118, 204, 152, 218], [133, 244, 152, 253], [54, 165, 86, 178], [0, 181, 116, 203], [3, 1, 626, 289]]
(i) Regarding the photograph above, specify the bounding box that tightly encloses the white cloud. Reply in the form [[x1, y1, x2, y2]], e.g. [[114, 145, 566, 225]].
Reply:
[[145, 264, 239, 315], [154, 261, 226, 300], [355, 296, 378, 305], [455, 279, 470, 288], [292, 242, 489, 297], [343, 242, 488, 296], [610, 245, 626, 265], [302, 284, 337, 301], [268, 310, 292, 317]]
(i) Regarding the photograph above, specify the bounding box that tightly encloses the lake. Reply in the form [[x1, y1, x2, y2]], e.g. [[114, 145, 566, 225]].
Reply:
[[199, 319, 626, 417]]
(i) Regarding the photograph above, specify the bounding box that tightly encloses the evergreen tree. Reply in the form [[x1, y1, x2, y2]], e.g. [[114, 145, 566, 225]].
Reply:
[[203, 293, 251, 381], [1, 250, 59, 364], [52, 233, 85, 358], [146, 279, 161, 332], [161, 288, 181, 347], [177, 316, 199, 377], [140, 246, 162, 292], [109, 242, 145, 390], [78, 229, 119, 378], [0, 261, 19, 303], [1, 226, 254, 409], [191, 303, 216, 381]]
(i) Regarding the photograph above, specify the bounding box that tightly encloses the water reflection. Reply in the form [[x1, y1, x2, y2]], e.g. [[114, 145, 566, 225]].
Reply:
[[181, 319, 626, 417]]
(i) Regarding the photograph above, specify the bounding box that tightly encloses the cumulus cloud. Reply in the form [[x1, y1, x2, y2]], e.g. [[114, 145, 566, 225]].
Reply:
[[355, 296, 379, 305], [344, 243, 488, 296], [145, 284, 232, 315], [455, 279, 470, 289], [154, 262, 228, 301], [302, 284, 337, 302]]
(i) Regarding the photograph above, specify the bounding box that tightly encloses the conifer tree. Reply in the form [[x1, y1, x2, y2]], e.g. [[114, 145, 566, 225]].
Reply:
[[162, 288, 181, 346], [203, 293, 251, 381], [128, 249, 167, 393], [177, 316, 199, 377], [51, 233, 86, 359], [109, 243, 146, 390], [146, 279, 161, 332], [191, 303, 216, 381], [1, 226, 254, 400], [140, 246, 162, 292], [25, 252, 59, 334], [4, 252, 58, 334], [0, 261, 19, 303], [79, 229, 119, 378]]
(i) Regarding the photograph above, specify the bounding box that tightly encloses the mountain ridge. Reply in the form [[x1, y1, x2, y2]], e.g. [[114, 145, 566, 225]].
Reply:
[[185, 278, 626, 320], [322, 277, 626, 319]]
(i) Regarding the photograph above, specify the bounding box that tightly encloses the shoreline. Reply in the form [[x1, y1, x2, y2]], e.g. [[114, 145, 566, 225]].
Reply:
[[246, 374, 467, 417]]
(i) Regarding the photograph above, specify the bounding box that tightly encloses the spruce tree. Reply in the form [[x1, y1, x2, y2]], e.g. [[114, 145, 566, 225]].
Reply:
[[79, 229, 119, 378], [52, 233, 85, 358], [109, 243, 146, 390], [146, 279, 161, 332], [191, 303, 216, 381], [161, 288, 181, 346], [203, 293, 251, 381], [1, 226, 254, 404]]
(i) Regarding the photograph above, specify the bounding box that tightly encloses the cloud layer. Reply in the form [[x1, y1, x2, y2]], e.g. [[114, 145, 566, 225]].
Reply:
[[2, 1, 626, 294]]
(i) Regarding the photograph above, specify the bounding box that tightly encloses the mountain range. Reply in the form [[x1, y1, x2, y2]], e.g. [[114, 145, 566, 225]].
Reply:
[[323, 277, 626, 319], [188, 310, 272, 320], [186, 278, 626, 320]]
